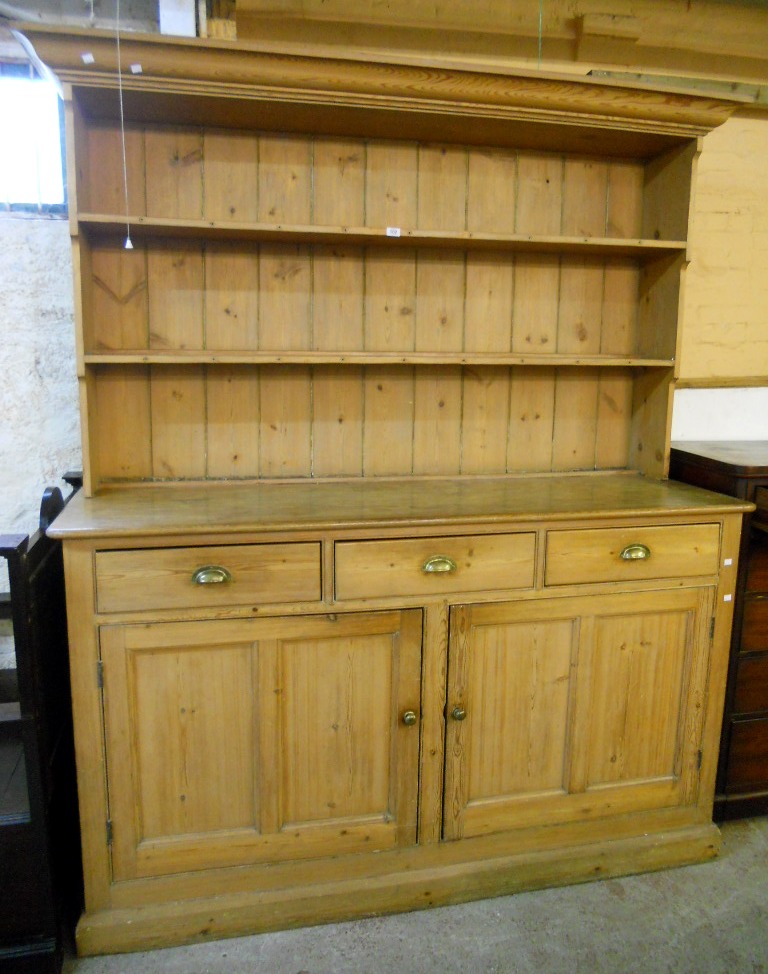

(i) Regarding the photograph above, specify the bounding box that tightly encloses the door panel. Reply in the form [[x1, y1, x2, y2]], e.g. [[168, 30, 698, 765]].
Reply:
[[444, 601, 580, 840], [101, 609, 422, 881], [444, 588, 714, 841]]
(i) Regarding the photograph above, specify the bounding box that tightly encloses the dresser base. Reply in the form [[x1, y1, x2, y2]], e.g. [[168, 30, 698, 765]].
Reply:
[[76, 822, 721, 956]]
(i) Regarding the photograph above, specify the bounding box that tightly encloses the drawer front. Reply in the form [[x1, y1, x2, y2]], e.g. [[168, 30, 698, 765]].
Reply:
[[544, 523, 720, 587], [741, 598, 768, 653], [335, 533, 535, 601], [733, 653, 768, 715], [725, 718, 768, 794], [745, 536, 768, 593], [96, 543, 321, 613]]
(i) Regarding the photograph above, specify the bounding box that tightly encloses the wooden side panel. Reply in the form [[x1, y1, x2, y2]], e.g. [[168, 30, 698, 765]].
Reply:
[[642, 142, 697, 243], [629, 367, 675, 479], [637, 255, 683, 361]]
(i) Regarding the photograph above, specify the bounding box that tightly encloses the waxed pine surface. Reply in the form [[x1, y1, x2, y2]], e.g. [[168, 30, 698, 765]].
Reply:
[[63, 816, 768, 974]]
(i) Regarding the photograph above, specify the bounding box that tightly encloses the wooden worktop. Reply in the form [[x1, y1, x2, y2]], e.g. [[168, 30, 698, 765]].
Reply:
[[47, 473, 752, 540]]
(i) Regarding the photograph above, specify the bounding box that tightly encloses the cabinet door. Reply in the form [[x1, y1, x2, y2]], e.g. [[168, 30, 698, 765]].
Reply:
[[443, 588, 714, 840], [101, 609, 422, 881]]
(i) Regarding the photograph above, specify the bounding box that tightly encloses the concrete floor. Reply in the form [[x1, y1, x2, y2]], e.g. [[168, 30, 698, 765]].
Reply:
[[64, 817, 768, 974]]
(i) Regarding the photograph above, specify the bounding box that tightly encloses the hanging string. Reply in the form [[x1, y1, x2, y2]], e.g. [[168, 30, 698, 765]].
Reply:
[[115, 0, 133, 249], [537, 0, 543, 70]]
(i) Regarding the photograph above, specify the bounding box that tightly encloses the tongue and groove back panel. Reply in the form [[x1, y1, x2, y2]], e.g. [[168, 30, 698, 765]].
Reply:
[[73, 114, 690, 488]]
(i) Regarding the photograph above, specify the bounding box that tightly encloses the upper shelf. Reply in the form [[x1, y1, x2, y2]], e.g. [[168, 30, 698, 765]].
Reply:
[[78, 214, 687, 259]]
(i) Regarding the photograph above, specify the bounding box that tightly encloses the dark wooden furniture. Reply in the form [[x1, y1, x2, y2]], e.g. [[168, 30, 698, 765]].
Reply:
[[671, 441, 768, 820], [0, 484, 82, 974]]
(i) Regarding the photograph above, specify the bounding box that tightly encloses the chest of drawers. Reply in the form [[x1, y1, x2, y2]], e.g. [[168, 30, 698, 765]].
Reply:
[[671, 441, 768, 820]]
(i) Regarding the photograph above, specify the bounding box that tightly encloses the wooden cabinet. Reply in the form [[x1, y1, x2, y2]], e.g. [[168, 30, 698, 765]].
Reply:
[[28, 25, 751, 956], [670, 441, 768, 819]]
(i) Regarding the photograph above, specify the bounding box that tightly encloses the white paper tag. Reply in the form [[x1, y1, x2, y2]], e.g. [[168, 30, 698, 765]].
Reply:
[[386, 227, 401, 237], [81, 52, 95, 64]]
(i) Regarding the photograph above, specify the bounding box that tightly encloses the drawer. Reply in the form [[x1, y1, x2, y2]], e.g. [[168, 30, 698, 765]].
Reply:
[[745, 535, 768, 593], [544, 523, 720, 587], [734, 653, 768, 715], [725, 718, 768, 794], [95, 543, 321, 613], [334, 533, 535, 601], [741, 598, 768, 653]]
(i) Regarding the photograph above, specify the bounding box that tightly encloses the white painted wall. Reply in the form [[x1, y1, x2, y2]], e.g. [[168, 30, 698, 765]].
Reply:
[[0, 216, 79, 665]]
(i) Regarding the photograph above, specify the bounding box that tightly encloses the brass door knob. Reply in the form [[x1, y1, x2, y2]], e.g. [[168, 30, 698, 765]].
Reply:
[[451, 706, 467, 721], [402, 710, 418, 726]]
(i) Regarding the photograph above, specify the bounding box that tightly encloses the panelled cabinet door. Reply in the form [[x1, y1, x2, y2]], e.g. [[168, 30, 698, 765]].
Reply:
[[100, 609, 422, 881], [443, 588, 714, 840]]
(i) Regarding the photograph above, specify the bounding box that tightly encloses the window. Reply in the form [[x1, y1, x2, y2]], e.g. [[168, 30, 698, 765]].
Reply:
[[0, 65, 66, 213]]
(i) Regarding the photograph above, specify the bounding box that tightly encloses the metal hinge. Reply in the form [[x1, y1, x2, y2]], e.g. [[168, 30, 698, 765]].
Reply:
[[697, 749, 703, 772], [709, 617, 716, 641], [106, 819, 113, 846], [97, 659, 104, 689]]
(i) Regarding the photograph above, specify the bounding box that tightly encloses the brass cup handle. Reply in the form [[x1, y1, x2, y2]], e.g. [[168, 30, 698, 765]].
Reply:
[[402, 710, 418, 726], [451, 706, 467, 721], [620, 543, 651, 562], [422, 555, 457, 575], [192, 565, 233, 585]]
